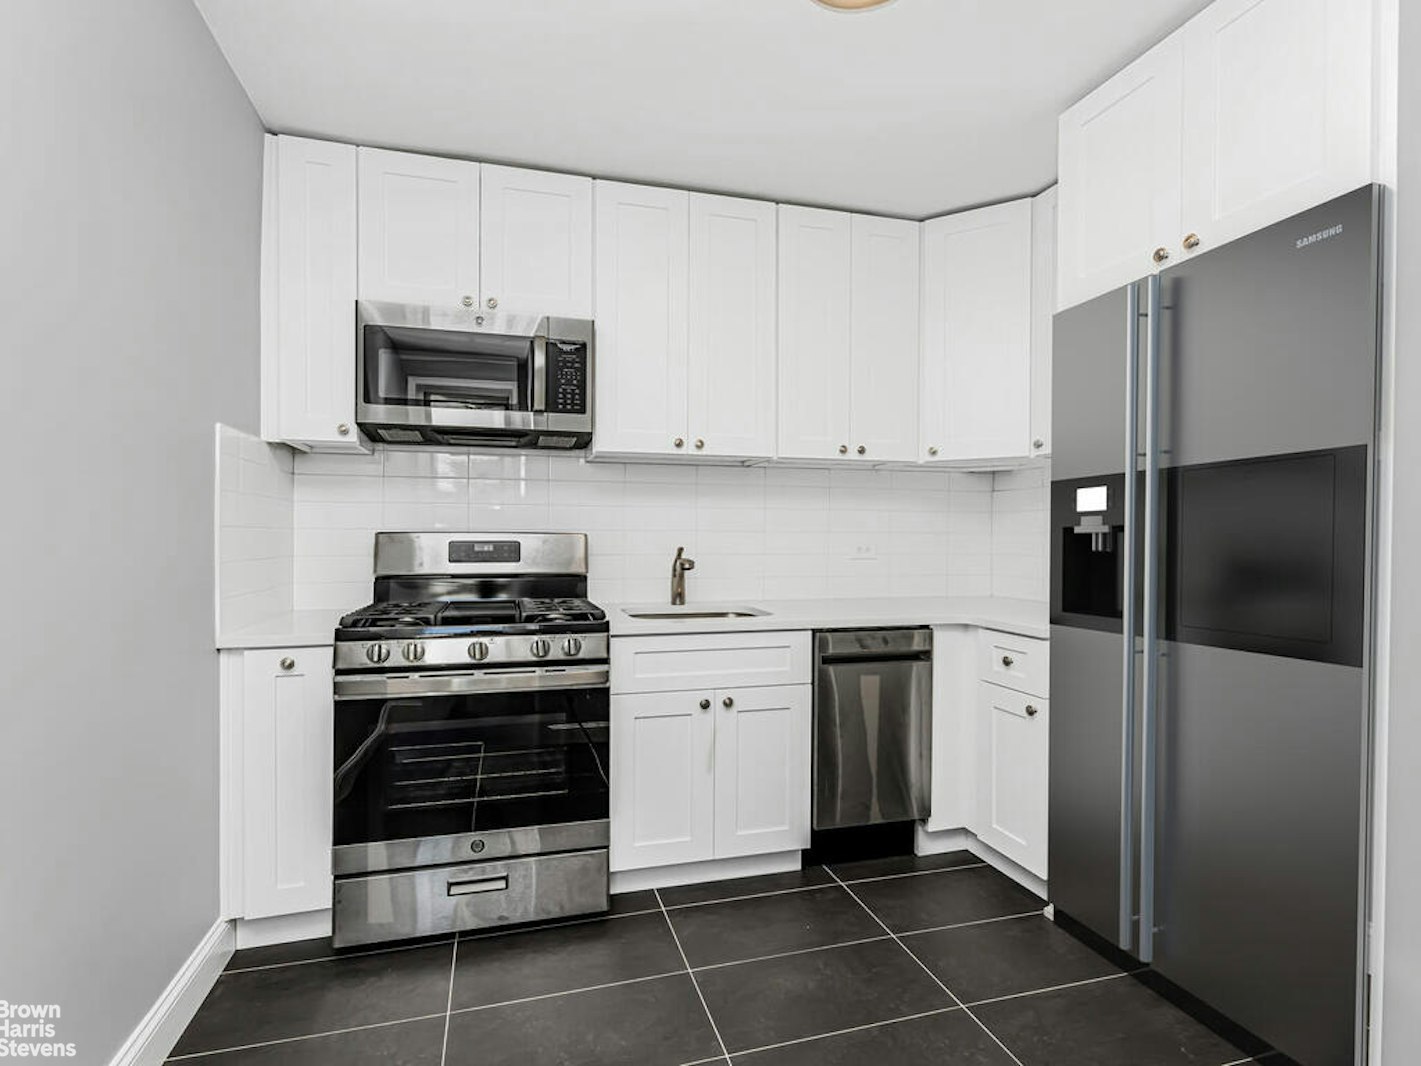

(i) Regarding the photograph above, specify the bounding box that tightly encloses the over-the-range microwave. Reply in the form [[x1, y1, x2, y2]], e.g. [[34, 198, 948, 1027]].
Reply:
[[355, 301, 594, 449]]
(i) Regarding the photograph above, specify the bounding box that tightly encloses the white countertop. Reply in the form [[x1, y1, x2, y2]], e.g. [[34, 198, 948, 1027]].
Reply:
[[606, 596, 1049, 640], [216, 609, 346, 650]]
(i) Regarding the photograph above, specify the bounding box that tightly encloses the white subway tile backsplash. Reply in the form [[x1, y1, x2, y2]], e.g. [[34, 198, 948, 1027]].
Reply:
[[990, 460, 1050, 602], [216, 424, 294, 637]]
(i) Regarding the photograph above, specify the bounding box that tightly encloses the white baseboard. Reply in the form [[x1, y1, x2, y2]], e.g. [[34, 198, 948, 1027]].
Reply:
[[915, 824, 1049, 900], [610, 851, 801, 894], [109, 919, 233, 1066], [235, 909, 332, 949]]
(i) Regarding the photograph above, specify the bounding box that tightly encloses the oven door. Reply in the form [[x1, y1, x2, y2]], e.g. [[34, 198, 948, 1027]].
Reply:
[[332, 666, 610, 878]]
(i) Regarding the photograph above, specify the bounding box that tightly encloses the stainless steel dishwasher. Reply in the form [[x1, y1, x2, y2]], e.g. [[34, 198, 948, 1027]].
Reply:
[[813, 628, 932, 829]]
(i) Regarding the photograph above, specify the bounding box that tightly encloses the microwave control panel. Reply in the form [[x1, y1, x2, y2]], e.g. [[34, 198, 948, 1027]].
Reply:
[[547, 342, 588, 415]]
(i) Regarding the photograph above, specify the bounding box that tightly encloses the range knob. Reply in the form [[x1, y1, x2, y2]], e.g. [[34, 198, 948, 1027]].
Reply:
[[365, 643, 391, 665], [562, 637, 583, 657], [529, 638, 551, 659], [467, 640, 490, 662], [402, 642, 426, 663]]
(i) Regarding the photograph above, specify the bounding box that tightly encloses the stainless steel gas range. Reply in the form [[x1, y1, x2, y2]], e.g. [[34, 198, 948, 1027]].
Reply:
[[330, 532, 610, 948]]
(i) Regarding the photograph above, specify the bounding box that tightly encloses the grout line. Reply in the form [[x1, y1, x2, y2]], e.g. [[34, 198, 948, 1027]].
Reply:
[[898, 910, 1044, 938], [222, 935, 456, 974], [447, 969, 688, 1017], [823, 867, 1028, 1066], [721, 1005, 963, 1061], [963, 971, 1131, 1008], [690, 934, 894, 973], [656, 888, 733, 1065], [164, 1012, 448, 1061], [439, 936, 458, 1066], [663, 881, 838, 911], [836, 862, 989, 886]]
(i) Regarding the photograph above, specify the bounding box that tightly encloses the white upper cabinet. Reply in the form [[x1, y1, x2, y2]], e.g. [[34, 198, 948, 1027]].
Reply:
[[919, 200, 1033, 464], [1178, 0, 1373, 260], [777, 205, 853, 462], [850, 215, 921, 462], [1057, 0, 1375, 310], [593, 181, 690, 456], [356, 147, 479, 307], [1029, 185, 1057, 457], [1057, 36, 1184, 311], [479, 164, 593, 317], [263, 135, 365, 452], [688, 194, 778, 459]]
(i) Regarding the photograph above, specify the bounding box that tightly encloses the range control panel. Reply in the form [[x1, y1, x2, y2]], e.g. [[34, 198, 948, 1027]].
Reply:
[[546, 341, 588, 415]]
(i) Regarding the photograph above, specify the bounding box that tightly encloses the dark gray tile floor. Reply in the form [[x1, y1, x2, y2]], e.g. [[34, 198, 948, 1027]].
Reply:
[[170, 853, 1259, 1065]]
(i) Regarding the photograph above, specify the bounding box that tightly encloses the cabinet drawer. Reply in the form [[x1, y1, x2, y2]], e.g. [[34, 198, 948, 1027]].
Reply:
[[612, 631, 812, 693], [977, 630, 1049, 697]]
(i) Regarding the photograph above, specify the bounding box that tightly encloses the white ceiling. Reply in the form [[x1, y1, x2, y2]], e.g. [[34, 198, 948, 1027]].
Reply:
[[195, 0, 1211, 218]]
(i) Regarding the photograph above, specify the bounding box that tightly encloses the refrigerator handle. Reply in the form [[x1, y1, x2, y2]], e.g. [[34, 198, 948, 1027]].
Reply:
[[1138, 272, 1163, 965], [1118, 282, 1140, 952]]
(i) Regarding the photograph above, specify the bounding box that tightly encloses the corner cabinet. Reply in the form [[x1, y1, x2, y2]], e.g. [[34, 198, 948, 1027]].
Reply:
[[261, 135, 366, 452], [777, 207, 920, 463], [592, 183, 776, 461], [226, 647, 334, 920], [609, 632, 812, 873], [1057, 0, 1375, 311]]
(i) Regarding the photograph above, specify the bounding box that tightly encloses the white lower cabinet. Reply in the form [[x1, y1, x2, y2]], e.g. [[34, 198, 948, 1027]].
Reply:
[[611, 683, 811, 872], [237, 648, 334, 919], [972, 681, 1049, 879]]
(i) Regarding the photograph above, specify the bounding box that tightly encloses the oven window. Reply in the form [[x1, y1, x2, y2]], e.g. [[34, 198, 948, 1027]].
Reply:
[[333, 688, 609, 847], [362, 324, 532, 411]]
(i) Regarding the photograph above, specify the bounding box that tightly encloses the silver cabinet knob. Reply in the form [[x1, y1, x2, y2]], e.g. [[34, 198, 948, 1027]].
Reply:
[[337, 423, 350, 436], [486, 296, 498, 309], [699, 698, 711, 710], [279, 656, 295, 671], [722, 696, 734, 708], [674, 437, 685, 448], [467, 640, 490, 662], [694, 438, 705, 450], [402, 642, 426, 663], [365, 644, 390, 665], [856, 445, 866, 456], [461, 295, 475, 308], [1001, 654, 1015, 667], [927, 446, 939, 457], [1152, 246, 1170, 264], [562, 637, 583, 656], [530, 638, 551, 659], [1026, 704, 1039, 717], [1183, 233, 1201, 251], [838, 444, 849, 455], [1033, 438, 1045, 450]]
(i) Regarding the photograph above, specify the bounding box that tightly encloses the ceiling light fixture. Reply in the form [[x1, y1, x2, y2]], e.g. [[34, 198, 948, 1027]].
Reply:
[[812, 0, 896, 11]]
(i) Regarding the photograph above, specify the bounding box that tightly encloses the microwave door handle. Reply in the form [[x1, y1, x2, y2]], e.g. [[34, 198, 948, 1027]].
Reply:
[[532, 334, 547, 413]]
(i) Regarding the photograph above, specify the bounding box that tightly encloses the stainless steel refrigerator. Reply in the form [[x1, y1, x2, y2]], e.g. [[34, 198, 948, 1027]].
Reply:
[[1048, 186, 1379, 1066]]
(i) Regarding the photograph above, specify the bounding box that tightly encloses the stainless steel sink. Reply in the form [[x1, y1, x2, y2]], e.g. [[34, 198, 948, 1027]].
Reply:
[[622, 606, 770, 620]]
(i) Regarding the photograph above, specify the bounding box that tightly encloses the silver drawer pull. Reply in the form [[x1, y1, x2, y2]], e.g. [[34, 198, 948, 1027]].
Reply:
[[447, 875, 509, 897]]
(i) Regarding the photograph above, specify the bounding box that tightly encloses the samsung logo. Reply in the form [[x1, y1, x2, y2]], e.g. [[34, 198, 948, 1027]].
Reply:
[[1296, 224, 1343, 249]]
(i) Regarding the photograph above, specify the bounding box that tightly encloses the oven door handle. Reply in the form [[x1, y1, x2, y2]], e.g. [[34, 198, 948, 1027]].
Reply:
[[334, 665, 610, 700]]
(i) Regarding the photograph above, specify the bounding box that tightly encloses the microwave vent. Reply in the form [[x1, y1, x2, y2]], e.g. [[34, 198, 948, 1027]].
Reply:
[[534, 435, 580, 449], [376, 427, 424, 444]]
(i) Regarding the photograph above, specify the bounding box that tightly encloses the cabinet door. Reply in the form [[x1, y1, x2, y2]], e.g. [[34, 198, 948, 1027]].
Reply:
[[777, 206, 852, 461], [919, 201, 1032, 463], [610, 691, 715, 871], [974, 682, 1049, 879], [270, 136, 364, 451], [688, 193, 777, 459], [1179, 0, 1372, 259], [1029, 186, 1057, 458], [593, 181, 690, 457], [1057, 37, 1184, 311], [356, 147, 479, 307], [850, 215, 920, 462], [713, 685, 812, 859], [242, 649, 333, 919], [479, 164, 593, 318]]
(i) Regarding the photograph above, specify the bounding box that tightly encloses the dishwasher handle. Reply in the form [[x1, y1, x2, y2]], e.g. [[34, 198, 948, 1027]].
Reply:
[[815, 628, 932, 661]]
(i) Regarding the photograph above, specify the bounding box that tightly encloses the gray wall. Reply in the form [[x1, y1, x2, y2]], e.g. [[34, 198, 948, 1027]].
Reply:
[[0, 2, 262, 1062], [1384, 0, 1421, 1060]]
